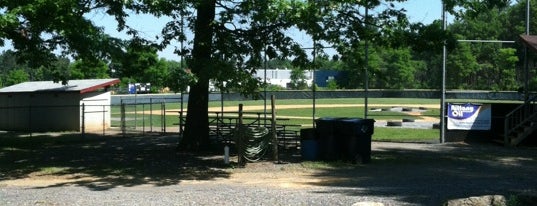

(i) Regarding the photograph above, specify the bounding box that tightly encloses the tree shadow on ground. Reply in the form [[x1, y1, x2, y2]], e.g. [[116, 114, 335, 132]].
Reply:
[[304, 142, 537, 205], [0, 132, 231, 191]]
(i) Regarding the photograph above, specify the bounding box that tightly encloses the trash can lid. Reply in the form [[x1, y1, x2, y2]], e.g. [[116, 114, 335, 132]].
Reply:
[[336, 118, 376, 125], [338, 118, 363, 122], [315, 117, 341, 122]]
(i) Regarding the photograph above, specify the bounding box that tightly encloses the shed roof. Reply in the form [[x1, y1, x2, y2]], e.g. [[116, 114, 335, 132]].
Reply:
[[0, 79, 120, 94], [520, 35, 537, 53]]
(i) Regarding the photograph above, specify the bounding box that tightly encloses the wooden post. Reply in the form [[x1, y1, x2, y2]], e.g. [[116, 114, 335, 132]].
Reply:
[[237, 104, 246, 166], [271, 95, 279, 162]]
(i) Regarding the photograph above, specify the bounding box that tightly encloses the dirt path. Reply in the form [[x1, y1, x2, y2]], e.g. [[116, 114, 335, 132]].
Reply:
[[2, 135, 537, 205], [155, 104, 441, 113], [0, 140, 490, 190], [0, 138, 435, 189], [148, 104, 439, 122], [0, 141, 483, 189], [215, 103, 440, 112]]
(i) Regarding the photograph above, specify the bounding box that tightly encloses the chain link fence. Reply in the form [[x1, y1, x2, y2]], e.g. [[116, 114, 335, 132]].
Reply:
[[0, 97, 184, 137], [114, 97, 183, 137]]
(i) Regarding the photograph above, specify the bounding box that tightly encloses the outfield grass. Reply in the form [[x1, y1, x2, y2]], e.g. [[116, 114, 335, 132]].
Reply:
[[110, 98, 443, 142], [209, 98, 443, 108], [112, 106, 440, 125], [113, 97, 519, 112], [116, 98, 444, 111], [373, 127, 439, 142]]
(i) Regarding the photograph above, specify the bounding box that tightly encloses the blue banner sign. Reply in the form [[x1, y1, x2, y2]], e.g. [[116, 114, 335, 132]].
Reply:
[[447, 103, 491, 130]]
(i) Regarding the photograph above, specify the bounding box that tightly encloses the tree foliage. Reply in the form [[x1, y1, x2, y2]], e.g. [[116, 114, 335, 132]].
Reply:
[[0, 0, 125, 83], [4, 69, 29, 86], [379, 48, 420, 89], [289, 67, 308, 90], [70, 59, 109, 79], [0, 0, 525, 151], [442, 1, 520, 90]]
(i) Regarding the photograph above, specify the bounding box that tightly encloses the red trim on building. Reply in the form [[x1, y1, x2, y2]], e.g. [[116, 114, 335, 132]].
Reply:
[[79, 79, 120, 94]]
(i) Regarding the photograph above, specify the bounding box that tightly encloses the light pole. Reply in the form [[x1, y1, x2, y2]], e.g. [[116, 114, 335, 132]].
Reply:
[[312, 39, 317, 127], [440, 2, 447, 143], [264, 46, 268, 124], [364, 5, 370, 119], [525, 0, 530, 102]]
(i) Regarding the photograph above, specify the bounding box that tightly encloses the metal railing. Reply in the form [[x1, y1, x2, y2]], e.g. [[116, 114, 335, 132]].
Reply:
[[504, 95, 537, 146]]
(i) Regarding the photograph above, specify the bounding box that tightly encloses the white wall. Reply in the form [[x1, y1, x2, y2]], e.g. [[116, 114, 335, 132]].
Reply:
[[80, 91, 111, 132], [0, 91, 111, 132], [0, 92, 80, 131], [254, 69, 314, 88]]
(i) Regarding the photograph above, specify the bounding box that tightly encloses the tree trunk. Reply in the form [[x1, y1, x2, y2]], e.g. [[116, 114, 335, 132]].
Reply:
[[178, 0, 215, 151]]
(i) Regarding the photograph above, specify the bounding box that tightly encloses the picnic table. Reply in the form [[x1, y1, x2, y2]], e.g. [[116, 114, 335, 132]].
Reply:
[[170, 110, 301, 148]]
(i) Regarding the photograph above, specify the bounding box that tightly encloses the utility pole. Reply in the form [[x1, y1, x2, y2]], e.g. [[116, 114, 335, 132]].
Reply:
[[440, 2, 447, 143], [525, 0, 531, 102]]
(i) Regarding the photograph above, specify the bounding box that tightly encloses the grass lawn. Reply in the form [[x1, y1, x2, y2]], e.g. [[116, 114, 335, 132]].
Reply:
[[110, 98, 442, 142], [373, 127, 439, 142]]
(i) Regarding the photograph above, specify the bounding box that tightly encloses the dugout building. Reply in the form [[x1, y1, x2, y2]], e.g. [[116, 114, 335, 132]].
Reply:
[[0, 79, 119, 132]]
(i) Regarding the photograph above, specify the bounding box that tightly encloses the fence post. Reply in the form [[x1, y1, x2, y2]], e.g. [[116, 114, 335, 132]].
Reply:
[[150, 98, 153, 132], [28, 105, 32, 137], [179, 95, 184, 135], [142, 103, 145, 134], [102, 105, 105, 136], [504, 117, 509, 146], [271, 95, 278, 162], [237, 104, 246, 167], [121, 103, 126, 137], [134, 96, 137, 130], [162, 102, 166, 133], [81, 103, 85, 137]]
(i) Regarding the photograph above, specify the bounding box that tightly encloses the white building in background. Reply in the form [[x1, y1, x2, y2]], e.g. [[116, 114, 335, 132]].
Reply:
[[253, 68, 314, 88]]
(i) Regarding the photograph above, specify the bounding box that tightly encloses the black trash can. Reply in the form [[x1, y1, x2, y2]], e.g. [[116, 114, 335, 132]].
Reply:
[[300, 128, 318, 161], [315, 117, 340, 161], [334, 118, 375, 164]]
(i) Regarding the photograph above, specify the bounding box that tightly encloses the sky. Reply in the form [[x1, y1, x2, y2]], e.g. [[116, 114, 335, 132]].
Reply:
[[291, 0, 447, 59], [400, 0, 445, 24], [98, 0, 448, 61], [1, 0, 448, 61]]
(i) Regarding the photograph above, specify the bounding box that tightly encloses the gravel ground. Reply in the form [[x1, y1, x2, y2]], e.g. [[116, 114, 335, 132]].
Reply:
[[1, 135, 537, 206], [0, 184, 397, 206]]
